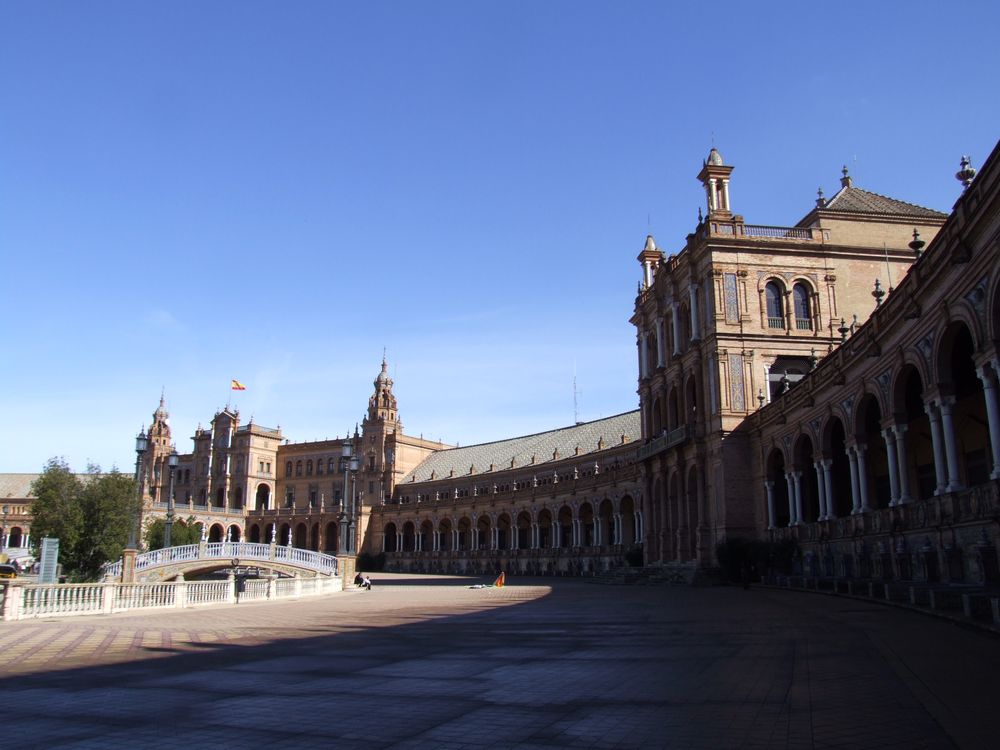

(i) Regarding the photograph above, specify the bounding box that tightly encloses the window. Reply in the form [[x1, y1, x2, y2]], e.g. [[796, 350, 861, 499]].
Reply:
[[316, 460, 323, 475], [793, 282, 812, 330], [328, 458, 335, 473], [306, 460, 313, 476], [765, 281, 785, 329], [286, 461, 293, 477], [296, 461, 302, 476]]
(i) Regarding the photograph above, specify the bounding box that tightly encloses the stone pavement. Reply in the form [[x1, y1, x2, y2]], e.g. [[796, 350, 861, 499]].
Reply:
[[1, 573, 998, 749]]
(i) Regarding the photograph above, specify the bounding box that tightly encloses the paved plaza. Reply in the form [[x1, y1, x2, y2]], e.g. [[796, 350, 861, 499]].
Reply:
[[1, 574, 998, 749]]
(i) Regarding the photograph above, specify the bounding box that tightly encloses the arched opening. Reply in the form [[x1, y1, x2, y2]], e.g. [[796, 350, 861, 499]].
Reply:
[[7, 527, 23, 548], [938, 324, 991, 486], [579, 503, 595, 546], [667, 386, 680, 431], [476, 516, 491, 550], [309, 522, 320, 551], [279, 523, 291, 546], [824, 418, 852, 518], [255, 484, 271, 510], [228, 525, 242, 542], [856, 393, 890, 509], [438, 518, 453, 551], [685, 374, 700, 426], [383, 523, 398, 552], [457, 517, 472, 551], [668, 470, 683, 559], [620, 495, 637, 546], [557, 506, 573, 548], [894, 365, 935, 500], [653, 478, 666, 561], [793, 435, 820, 523], [231, 486, 243, 510], [792, 282, 812, 330], [249, 524, 261, 544], [651, 396, 663, 435], [516, 511, 531, 549], [263, 523, 275, 545], [402, 521, 416, 552], [324, 522, 338, 552], [537, 510, 553, 549], [294, 523, 307, 548], [765, 280, 785, 329], [766, 449, 790, 527], [496, 513, 512, 550], [598, 498, 614, 547], [208, 523, 224, 543], [215, 487, 225, 508], [419, 520, 433, 552], [685, 465, 699, 557]]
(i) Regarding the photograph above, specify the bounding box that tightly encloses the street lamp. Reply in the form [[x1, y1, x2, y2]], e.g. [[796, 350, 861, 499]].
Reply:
[[164, 448, 179, 548], [339, 437, 359, 554], [127, 430, 148, 550]]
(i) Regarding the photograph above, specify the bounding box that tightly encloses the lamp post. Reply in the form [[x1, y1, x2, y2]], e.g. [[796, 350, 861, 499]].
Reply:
[[127, 430, 148, 550], [164, 448, 179, 548], [339, 438, 359, 554]]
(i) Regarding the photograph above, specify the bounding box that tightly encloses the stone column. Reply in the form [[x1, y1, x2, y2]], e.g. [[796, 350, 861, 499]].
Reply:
[[814, 462, 827, 520], [792, 471, 804, 525], [764, 481, 776, 529], [893, 424, 912, 504], [688, 284, 701, 341], [396, 531, 403, 551], [855, 445, 872, 512], [639, 333, 649, 379], [762, 363, 771, 404], [671, 303, 682, 355], [721, 178, 731, 210], [708, 177, 717, 211], [656, 317, 666, 368], [925, 401, 948, 495], [822, 460, 835, 519], [784, 472, 797, 526], [939, 397, 964, 492], [882, 428, 901, 506], [977, 366, 1000, 479]]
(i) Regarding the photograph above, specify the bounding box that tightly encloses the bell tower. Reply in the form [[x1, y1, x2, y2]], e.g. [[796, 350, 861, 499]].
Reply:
[[359, 357, 403, 505], [697, 147, 734, 216]]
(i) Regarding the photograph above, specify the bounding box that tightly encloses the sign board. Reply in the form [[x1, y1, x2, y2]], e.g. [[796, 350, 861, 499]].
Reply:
[[39, 537, 60, 584]]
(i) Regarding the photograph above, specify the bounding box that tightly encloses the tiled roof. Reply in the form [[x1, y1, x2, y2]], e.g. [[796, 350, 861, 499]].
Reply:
[[400, 411, 641, 484], [823, 186, 945, 219], [0, 474, 42, 500], [0, 473, 92, 500]]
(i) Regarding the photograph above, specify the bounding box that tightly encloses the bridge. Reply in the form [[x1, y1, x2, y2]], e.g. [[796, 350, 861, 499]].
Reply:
[[103, 541, 341, 582]]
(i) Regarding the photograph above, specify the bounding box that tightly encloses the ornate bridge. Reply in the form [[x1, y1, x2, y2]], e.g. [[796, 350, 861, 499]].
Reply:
[[104, 542, 340, 582]]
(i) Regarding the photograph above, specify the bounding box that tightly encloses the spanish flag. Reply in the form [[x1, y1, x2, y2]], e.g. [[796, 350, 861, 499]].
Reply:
[[231, 379, 247, 391], [492, 571, 505, 588]]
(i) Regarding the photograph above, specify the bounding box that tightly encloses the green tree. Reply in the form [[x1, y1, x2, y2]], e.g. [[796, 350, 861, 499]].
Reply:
[[29, 458, 84, 559], [29, 458, 144, 581], [75, 466, 139, 580], [145, 516, 202, 550]]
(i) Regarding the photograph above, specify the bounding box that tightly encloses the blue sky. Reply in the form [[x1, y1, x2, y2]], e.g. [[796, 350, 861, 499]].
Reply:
[[2, 1, 998, 473]]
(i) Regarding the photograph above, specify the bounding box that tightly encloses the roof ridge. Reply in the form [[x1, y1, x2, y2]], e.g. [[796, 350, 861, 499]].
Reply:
[[426, 409, 640, 455]]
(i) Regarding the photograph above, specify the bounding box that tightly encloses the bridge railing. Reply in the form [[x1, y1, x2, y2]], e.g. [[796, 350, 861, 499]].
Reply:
[[1, 574, 343, 621], [102, 542, 339, 579]]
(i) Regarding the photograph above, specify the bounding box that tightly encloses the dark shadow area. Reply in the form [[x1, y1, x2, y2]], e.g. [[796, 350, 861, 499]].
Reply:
[[2, 578, 999, 748]]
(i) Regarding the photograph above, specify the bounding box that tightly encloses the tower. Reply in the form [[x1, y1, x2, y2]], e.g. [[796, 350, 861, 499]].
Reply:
[[696, 147, 734, 216], [359, 357, 402, 506]]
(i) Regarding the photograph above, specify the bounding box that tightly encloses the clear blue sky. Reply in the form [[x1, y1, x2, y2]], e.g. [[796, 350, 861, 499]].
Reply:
[[1, 1, 997, 473]]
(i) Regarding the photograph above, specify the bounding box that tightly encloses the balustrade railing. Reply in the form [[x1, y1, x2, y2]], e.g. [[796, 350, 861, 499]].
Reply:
[[2, 573, 344, 621], [102, 542, 339, 580]]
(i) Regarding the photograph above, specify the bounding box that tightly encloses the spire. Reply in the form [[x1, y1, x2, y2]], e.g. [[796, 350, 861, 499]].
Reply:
[[840, 165, 852, 189], [696, 147, 734, 215]]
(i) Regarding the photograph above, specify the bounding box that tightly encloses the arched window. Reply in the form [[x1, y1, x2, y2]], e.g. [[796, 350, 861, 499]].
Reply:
[[306, 460, 313, 476], [793, 283, 812, 330], [765, 281, 785, 329], [328, 458, 335, 473], [295, 461, 302, 476], [285, 461, 293, 477], [316, 459, 323, 475]]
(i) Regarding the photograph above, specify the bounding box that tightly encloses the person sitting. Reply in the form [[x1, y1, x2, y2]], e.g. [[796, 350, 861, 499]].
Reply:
[[362, 575, 372, 591], [354, 572, 364, 587]]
